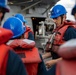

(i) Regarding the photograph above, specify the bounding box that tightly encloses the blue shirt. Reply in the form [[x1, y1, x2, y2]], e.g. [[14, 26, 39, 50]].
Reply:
[[28, 32, 34, 41], [6, 50, 27, 75], [64, 26, 76, 41]]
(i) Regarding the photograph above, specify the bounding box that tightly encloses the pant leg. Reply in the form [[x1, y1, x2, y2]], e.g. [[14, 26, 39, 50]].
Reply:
[[37, 54, 48, 75], [47, 64, 56, 75]]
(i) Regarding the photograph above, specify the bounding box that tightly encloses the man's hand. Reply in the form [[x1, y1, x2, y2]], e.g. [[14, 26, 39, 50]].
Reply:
[[45, 60, 56, 68], [45, 58, 62, 68]]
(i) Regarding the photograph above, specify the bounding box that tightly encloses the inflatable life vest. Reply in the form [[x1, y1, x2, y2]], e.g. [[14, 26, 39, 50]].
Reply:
[[7, 39, 42, 75], [24, 26, 34, 39], [52, 21, 76, 52], [0, 28, 13, 75], [56, 39, 76, 75], [0, 44, 9, 75], [45, 21, 76, 52]]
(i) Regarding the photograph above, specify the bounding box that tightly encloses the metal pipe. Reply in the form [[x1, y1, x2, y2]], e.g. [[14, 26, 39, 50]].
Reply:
[[16, 0, 33, 5], [42, 5, 53, 15], [21, 0, 42, 12], [8, 0, 33, 5]]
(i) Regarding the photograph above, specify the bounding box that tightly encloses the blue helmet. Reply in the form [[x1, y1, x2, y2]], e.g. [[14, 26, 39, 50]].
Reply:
[[3, 17, 26, 39], [71, 5, 76, 15], [0, 0, 10, 12], [50, 5, 67, 18], [14, 14, 25, 22]]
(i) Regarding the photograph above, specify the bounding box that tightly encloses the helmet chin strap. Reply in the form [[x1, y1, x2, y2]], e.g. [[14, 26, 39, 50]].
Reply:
[[60, 15, 64, 24], [75, 18, 76, 21], [1, 12, 5, 21], [0, 12, 5, 26]]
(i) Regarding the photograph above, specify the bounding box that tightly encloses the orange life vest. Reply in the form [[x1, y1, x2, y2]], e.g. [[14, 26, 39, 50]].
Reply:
[[0, 44, 10, 75], [52, 21, 76, 52], [56, 59, 76, 75], [15, 47, 41, 75], [8, 39, 41, 75], [24, 26, 34, 39], [56, 39, 76, 75], [0, 28, 13, 75]]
